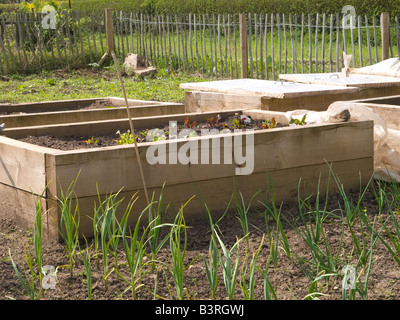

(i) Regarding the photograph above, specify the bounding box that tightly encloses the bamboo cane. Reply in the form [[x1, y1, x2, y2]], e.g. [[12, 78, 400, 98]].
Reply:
[[111, 50, 151, 207]]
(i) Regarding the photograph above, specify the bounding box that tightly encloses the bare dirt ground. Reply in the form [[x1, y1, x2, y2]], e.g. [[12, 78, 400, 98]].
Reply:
[[1, 184, 400, 301]]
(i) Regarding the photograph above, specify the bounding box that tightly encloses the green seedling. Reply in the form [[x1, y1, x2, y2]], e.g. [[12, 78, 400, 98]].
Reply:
[[58, 175, 81, 277], [33, 192, 45, 284], [115, 195, 149, 300], [168, 202, 196, 300], [79, 237, 93, 300], [259, 117, 277, 129], [257, 244, 278, 300], [303, 271, 336, 300], [289, 175, 345, 280], [213, 230, 243, 300], [8, 247, 43, 300], [200, 191, 231, 300], [83, 137, 98, 145], [156, 197, 200, 300], [232, 118, 244, 129], [146, 183, 173, 271], [205, 115, 221, 128], [203, 235, 221, 300], [115, 130, 134, 145], [95, 190, 127, 291], [239, 235, 264, 300], [289, 114, 307, 125], [233, 189, 261, 248], [184, 116, 196, 128]]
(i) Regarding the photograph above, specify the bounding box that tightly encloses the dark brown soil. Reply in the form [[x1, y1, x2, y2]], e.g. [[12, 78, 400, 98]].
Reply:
[[18, 115, 285, 151], [0, 100, 116, 115], [2, 184, 400, 301]]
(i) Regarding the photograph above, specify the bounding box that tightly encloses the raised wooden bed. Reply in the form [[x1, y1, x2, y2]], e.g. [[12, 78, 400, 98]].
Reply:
[[0, 97, 184, 128], [181, 77, 400, 113], [279, 72, 400, 104], [180, 79, 361, 113], [0, 109, 374, 241], [335, 95, 400, 130]]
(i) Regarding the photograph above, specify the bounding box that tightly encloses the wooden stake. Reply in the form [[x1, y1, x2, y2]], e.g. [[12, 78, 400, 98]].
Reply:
[[98, 8, 115, 65], [239, 13, 248, 78], [381, 12, 390, 61]]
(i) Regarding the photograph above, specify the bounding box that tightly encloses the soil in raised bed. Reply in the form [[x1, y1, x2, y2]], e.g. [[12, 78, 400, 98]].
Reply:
[[0, 100, 117, 115], [18, 114, 288, 151]]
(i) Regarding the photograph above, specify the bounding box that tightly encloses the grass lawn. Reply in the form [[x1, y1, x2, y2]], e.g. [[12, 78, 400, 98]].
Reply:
[[0, 66, 213, 104]]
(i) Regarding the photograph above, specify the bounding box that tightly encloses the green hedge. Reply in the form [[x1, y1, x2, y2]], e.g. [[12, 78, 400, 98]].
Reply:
[[1, 0, 398, 19], [0, 4, 28, 14], [71, 0, 400, 18]]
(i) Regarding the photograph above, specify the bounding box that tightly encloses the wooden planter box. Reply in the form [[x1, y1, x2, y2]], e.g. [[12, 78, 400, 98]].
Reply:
[[336, 95, 400, 130], [0, 97, 184, 128], [279, 72, 400, 106], [0, 109, 374, 241], [182, 77, 400, 113], [180, 79, 361, 113]]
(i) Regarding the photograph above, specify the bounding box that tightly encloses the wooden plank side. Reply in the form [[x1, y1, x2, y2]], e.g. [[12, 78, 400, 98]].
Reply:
[[0, 97, 183, 113], [0, 136, 47, 195], [51, 157, 373, 239], [0, 183, 49, 236], [50, 120, 373, 198], [0, 103, 185, 128], [346, 102, 400, 130]]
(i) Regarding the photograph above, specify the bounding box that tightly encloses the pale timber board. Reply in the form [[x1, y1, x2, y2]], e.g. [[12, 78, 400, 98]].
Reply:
[[279, 72, 400, 88], [0, 136, 48, 195], [0, 183, 49, 236], [0, 97, 178, 114], [49, 120, 373, 198], [335, 100, 400, 130], [184, 91, 264, 113], [1, 110, 243, 138], [179, 79, 359, 99], [50, 157, 373, 239], [0, 103, 185, 128]]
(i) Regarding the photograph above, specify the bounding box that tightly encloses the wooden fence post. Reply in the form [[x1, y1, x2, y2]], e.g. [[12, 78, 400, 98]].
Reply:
[[98, 8, 114, 65], [381, 12, 390, 61], [239, 13, 248, 78]]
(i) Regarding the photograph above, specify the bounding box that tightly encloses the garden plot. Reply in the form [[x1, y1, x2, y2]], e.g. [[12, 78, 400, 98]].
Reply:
[[180, 78, 360, 112], [0, 109, 373, 241], [0, 97, 184, 128]]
